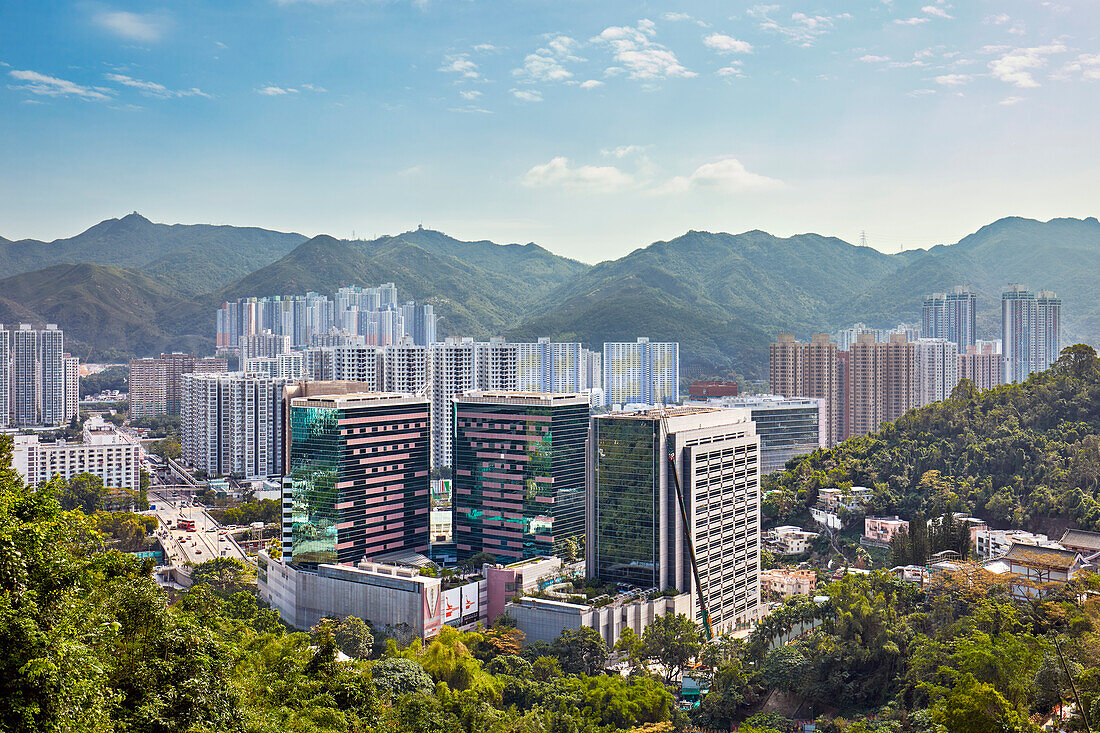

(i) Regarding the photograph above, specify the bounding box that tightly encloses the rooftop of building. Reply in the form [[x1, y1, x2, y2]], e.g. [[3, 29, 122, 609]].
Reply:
[[291, 391, 426, 408], [601, 405, 720, 420], [455, 391, 589, 406], [1059, 529, 1100, 551], [1003, 542, 1082, 570]]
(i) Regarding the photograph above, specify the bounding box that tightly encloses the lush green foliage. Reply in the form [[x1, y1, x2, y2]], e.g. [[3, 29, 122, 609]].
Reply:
[[767, 347, 1100, 531]]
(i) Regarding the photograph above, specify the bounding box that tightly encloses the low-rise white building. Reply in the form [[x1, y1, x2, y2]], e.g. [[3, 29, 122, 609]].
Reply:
[[12, 415, 141, 492], [975, 528, 1061, 560], [508, 591, 694, 647], [764, 525, 819, 555], [760, 568, 817, 598]]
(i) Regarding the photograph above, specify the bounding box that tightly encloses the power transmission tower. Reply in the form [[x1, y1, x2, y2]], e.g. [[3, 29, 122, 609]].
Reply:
[[859, 230, 868, 248]]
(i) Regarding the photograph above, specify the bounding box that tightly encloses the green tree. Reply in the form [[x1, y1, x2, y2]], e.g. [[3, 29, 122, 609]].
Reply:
[[370, 657, 434, 699], [552, 626, 609, 676], [642, 612, 702, 683], [930, 672, 1036, 733]]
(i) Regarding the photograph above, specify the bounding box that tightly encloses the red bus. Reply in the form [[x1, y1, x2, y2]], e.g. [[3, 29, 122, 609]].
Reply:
[[178, 519, 196, 532]]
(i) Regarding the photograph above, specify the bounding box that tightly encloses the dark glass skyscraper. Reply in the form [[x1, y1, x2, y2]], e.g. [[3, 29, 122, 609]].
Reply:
[[452, 391, 588, 562], [287, 392, 430, 567]]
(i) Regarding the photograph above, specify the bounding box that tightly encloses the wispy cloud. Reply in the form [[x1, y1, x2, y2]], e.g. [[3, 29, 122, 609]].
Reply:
[[105, 74, 211, 99], [513, 36, 581, 83], [703, 33, 753, 54], [510, 88, 543, 102], [1061, 53, 1100, 81], [934, 73, 970, 86], [989, 44, 1066, 87], [8, 69, 112, 101], [440, 54, 480, 79], [459, 90, 481, 100], [999, 96, 1025, 105], [749, 5, 850, 47], [657, 157, 782, 194], [522, 157, 635, 192], [94, 10, 170, 43], [717, 64, 745, 78], [984, 13, 1010, 25], [592, 19, 696, 80], [860, 54, 891, 63], [579, 79, 604, 89], [472, 43, 497, 52], [922, 4, 953, 19], [894, 17, 930, 25]]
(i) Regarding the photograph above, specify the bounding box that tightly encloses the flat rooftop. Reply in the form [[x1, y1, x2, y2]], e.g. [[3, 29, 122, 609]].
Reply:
[[291, 392, 426, 408], [456, 390, 588, 405]]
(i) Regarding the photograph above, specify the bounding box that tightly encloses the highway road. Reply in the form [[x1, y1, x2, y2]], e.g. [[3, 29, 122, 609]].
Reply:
[[147, 486, 250, 566]]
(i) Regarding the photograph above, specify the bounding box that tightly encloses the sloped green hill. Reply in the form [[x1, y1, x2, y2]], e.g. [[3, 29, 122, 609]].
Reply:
[[0, 213, 306, 295], [0, 263, 208, 361]]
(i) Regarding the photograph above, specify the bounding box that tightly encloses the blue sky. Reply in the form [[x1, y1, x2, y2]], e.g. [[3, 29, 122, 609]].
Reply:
[[2, 1, 1098, 262]]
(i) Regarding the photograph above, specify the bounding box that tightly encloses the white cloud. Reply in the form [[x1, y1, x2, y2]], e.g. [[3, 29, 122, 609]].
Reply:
[[860, 54, 891, 62], [105, 73, 211, 99], [257, 85, 297, 95], [703, 33, 753, 54], [459, 90, 482, 100], [473, 44, 497, 52], [440, 54, 480, 79], [908, 88, 936, 96], [894, 17, 930, 25], [985, 13, 1010, 25], [579, 79, 604, 89], [999, 96, 1024, 105], [1062, 53, 1100, 80], [977, 45, 1011, 54], [988, 44, 1065, 87], [663, 12, 692, 21], [934, 73, 970, 86], [922, 5, 953, 19], [8, 69, 112, 101], [592, 19, 696, 79], [510, 88, 543, 102], [522, 157, 635, 192], [658, 157, 781, 194], [94, 10, 169, 43], [602, 145, 645, 158], [749, 6, 849, 47], [717, 64, 745, 77], [513, 36, 581, 83]]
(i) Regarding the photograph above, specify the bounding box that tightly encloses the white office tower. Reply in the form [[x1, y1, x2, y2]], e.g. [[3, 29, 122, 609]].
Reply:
[[63, 355, 79, 424], [13, 416, 141, 493], [0, 327, 9, 428], [474, 338, 517, 391], [588, 406, 761, 633], [400, 302, 437, 347], [384, 338, 430, 393], [39, 325, 66, 426], [180, 372, 288, 478], [429, 338, 476, 467], [602, 337, 679, 407], [1002, 286, 1061, 384], [914, 338, 960, 405]]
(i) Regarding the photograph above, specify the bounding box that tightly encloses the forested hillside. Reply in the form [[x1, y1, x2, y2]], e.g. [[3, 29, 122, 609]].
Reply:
[[765, 345, 1100, 533]]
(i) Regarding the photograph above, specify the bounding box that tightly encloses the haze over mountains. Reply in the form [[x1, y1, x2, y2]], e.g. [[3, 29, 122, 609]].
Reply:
[[2, 213, 1098, 377]]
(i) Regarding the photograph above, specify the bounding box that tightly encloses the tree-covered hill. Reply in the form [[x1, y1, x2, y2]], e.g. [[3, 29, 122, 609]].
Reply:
[[765, 345, 1100, 533], [0, 213, 307, 295]]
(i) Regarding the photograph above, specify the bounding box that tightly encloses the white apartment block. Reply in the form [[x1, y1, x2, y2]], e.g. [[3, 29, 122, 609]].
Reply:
[[602, 338, 679, 407], [180, 372, 288, 478], [975, 528, 1061, 560], [914, 338, 960, 405], [303, 346, 382, 388], [241, 329, 292, 360], [475, 338, 518, 391], [384, 339, 430, 393], [64, 355, 79, 425], [580, 348, 602, 392], [3, 324, 69, 427], [12, 416, 141, 493], [244, 352, 307, 380], [430, 338, 476, 467]]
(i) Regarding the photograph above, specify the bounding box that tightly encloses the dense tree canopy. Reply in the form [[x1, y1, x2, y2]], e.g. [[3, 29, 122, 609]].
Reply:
[[766, 345, 1100, 531]]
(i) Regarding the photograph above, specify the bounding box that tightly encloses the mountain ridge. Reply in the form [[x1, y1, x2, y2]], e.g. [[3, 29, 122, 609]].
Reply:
[[2, 214, 1098, 375]]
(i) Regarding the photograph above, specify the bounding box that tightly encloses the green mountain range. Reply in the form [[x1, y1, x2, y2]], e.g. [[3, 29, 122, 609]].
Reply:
[[1, 214, 1098, 377]]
